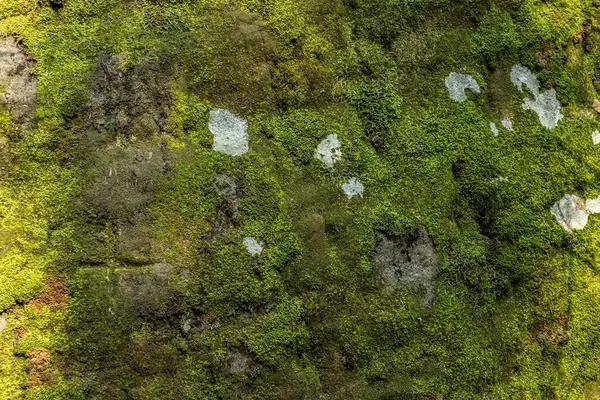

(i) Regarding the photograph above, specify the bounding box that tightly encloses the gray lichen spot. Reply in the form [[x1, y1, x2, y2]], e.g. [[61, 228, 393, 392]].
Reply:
[[243, 237, 264, 256], [510, 64, 540, 95], [552, 194, 588, 232], [445, 72, 481, 102], [490, 122, 499, 136], [586, 196, 600, 214], [342, 177, 364, 199], [501, 118, 513, 131], [314, 134, 342, 167], [209, 108, 249, 156], [510, 65, 563, 129], [593, 130, 600, 145], [0, 36, 37, 128], [373, 228, 439, 306]]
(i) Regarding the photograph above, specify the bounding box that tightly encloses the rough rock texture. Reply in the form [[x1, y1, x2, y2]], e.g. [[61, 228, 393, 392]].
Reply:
[[490, 122, 499, 136], [209, 108, 249, 156], [342, 177, 364, 199], [552, 194, 589, 232], [314, 134, 342, 167], [510, 65, 563, 129], [223, 348, 252, 374], [205, 174, 243, 242], [243, 237, 264, 256], [445, 72, 480, 102], [592, 130, 600, 145], [0, 36, 37, 128], [373, 228, 439, 306]]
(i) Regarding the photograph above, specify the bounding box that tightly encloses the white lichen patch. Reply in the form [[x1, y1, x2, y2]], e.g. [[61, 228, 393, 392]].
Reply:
[[586, 196, 600, 214], [552, 194, 589, 232], [490, 122, 499, 136], [243, 237, 264, 256], [593, 130, 600, 145], [342, 177, 364, 199], [510, 65, 563, 129], [501, 118, 513, 131], [209, 108, 249, 156], [491, 176, 509, 184], [314, 134, 342, 167], [445, 72, 481, 102]]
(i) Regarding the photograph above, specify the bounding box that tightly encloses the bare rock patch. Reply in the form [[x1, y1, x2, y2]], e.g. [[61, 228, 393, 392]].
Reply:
[[552, 194, 589, 232], [445, 72, 480, 102], [243, 237, 264, 256], [342, 177, 364, 199], [314, 134, 341, 168], [209, 108, 248, 156], [373, 228, 439, 306]]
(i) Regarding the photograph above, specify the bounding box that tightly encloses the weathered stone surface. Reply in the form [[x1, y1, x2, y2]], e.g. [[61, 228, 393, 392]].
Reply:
[[243, 237, 264, 256], [205, 174, 243, 242], [373, 228, 439, 306], [314, 134, 342, 168], [511, 65, 563, 129], [0, 36, 37, 128], [209, 108, 249, 156], [551, 194, 588, 232], [223, 348, 252, 374], [586, 196, 600, 214], [342, 177, 364, 199], [445, 72, 480, 102]]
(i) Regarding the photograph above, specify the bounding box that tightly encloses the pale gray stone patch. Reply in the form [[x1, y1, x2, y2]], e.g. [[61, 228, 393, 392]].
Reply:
[[209, 108, 249, 156], [552, 194, 589, 232], [510, 64, 540, 95], [522, 89, 563, 129], [224, 348, 252, 374], [445, 72, 481, 102], [593, 130, 600, 145], [501, 118, 513, 131], [510, 65, 563, 129], [243, 237, 264, 256], [0, 315, 6, 335], [490, 122, 499, 136], [586, 196, 600, 214], [342, 177, 364, 199], [314, 134, 342, 167], [373, 228, 439, 306]]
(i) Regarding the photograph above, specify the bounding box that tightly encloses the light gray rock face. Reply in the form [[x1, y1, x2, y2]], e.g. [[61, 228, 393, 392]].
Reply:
[[593, 130, 600, 145], [510, 65, 563, 129], [209, 108, 249, 156], [314, 134, 342, 167], [342, 177, 364, 199], [445, 72, 481, 102], [586, 196, 600, 214], [0, 36, 37, 128], [373, 228, 439, 306], [552, 194, 589, 232], [501, 118, 513, 131], [490, 122, 499, 136], [243, 237, 264, 256]]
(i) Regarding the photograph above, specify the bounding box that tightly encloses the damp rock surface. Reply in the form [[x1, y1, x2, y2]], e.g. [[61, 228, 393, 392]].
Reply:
[[373, 228, 439, 306], [209, 108, 249, 156], [0, 36, 37, 128], [342, 177, 364, 199], [205, 174, 243, 242], [243, 237, 264, 256], [314, 134, 342, 167], [552, 194, 589, 232], [445, 72, 480, 102], [510, 65, 563, 129]]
